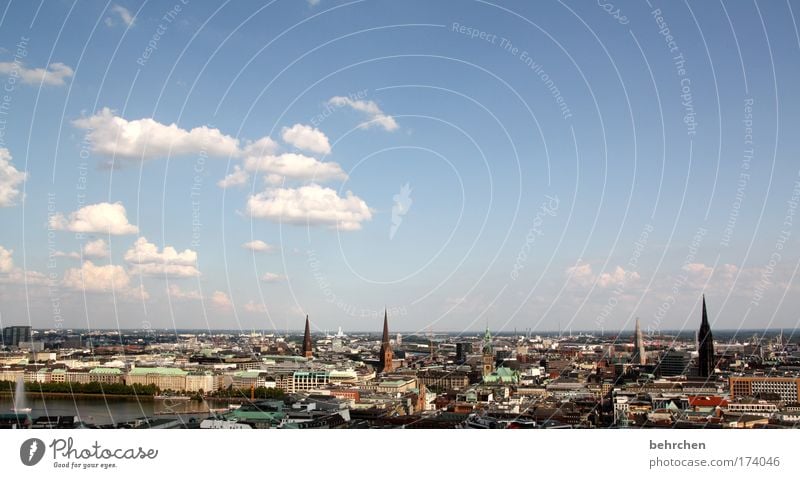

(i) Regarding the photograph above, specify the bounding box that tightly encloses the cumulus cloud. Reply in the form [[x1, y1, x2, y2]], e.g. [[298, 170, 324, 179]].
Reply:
[[211, 290, 232, 308], [565, 262, 594, 287], [72, 107, 241, 160], [242, 136, 279, 157], [245, 184, 372, 231], [168, 283, 203, 300], [328, 96, 398, 131], [598, 266, 640, 288], [106, 4, 135, 27], [243, 153, 346, 183], [683, 262, 739, 290], [124, 237, 200, 278], [49, 202, 139, 235], [62, 260, 147, 299], [261, 272, 284, 283], [281, 124, 331, 155], [0, 245, 48, 285], [243, 300, 267, 313], [0, 245, 13, 273], [566, 262, 639, 288], [0, 148, 27, 207], [83, 238, 109, 259], [0, 61, 74, 86], [217, 165, 250, 189], [242, 240, 276, 253]]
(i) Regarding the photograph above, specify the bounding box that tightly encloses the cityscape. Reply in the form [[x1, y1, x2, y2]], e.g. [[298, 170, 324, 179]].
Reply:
[[0, 0, 798, 457], [2, 296, 799, 429]]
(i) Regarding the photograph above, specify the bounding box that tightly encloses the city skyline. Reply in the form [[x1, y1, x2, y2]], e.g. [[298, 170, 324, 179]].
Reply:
[[0, 1, 799, 334]]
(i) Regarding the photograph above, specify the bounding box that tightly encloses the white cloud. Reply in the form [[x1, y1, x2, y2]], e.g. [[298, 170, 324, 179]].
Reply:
[[683, 262, 739, 290], [83, 238, 109, 259], [566, 263, 638, 288], [261, 272, 284, 283], [0, 245, 48, 285], [62, 260, 147, 299], [243, 153, 346, 182], [243, 300, 267, 313], [245, 184, 372, 231], [108, 4, 135, 27], [281, 123, 331, 155], [217, 165, 250, 189], [72, 107, 241, 160], [168, 283, 202, 300], [0, 148, 27, 207], [242, 240, 276, 253], [0, 245, 13, 273], [49, 202, 139, 235], [0, 61, 73, 86], [242, 136, 279, 157], [328, 96, 398, 131], [211, 290, 232, 308], [124, 237, 200, 278], [598, 266, 639, 288], [565, 262, 594, 287]]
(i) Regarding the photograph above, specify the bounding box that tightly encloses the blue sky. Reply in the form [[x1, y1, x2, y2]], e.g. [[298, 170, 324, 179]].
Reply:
[[0, 0, 799, 334]]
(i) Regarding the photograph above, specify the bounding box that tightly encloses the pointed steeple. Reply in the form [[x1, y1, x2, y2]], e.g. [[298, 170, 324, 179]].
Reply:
[[382, 309, 390, 344], [379, 309, 394, 373], [482, 326, 493, 355], [633, 318, 646, 365], [697, 295, 715, 377], [701, 295, 709, 326], [302, 315, 313, 359], [482, 325, 494, 376]]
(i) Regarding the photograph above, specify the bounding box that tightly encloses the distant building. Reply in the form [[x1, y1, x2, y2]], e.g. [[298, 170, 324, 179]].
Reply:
[[126, 367, 188, 391], [697, 296, 715, 377], [456, 342, 471, 364], [730, 376, 800, 403], [2, 326, 31, 347], [417, 370, 470, 391], [88, 368, 123, 384], [658, 349, 692, 377]]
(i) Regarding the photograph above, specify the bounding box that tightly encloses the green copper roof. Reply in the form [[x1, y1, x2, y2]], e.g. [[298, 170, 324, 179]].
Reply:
[[89, 368, 122, 375], [128, 367, 188, 376]]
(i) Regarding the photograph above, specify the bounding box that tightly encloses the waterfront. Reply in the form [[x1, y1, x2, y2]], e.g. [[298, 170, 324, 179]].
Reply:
[[0, 396, 213, 425]]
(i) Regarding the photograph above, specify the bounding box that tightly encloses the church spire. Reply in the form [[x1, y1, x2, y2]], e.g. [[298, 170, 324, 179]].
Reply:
[[633, 318, 645, 365], [379, 309, 394, 373], [698, 295, 715, 377], [302, 315, 313, 359]]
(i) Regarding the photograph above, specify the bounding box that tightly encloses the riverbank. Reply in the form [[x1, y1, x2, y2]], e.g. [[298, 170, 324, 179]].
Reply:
[[0, 391, 156, 401]]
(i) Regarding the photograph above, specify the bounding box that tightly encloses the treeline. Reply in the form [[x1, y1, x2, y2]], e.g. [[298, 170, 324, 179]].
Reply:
[[208, 386, 285, 400], [0, 380, 158, 396]]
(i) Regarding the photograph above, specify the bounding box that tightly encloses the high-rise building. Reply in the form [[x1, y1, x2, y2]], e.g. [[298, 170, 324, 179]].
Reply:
[[456, 342, 471, 364], [631, 318, 646, 365], [302, 315, 313, 359], [481, 327, 494, 377], [697, 295, 715, 377], [378, 310, 393, 373], [658, 349, 692, 377], [2, 326, 31, 347]]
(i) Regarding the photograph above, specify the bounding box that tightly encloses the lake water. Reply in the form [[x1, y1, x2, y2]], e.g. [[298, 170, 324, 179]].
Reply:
[[0, 395, 217, 426]]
